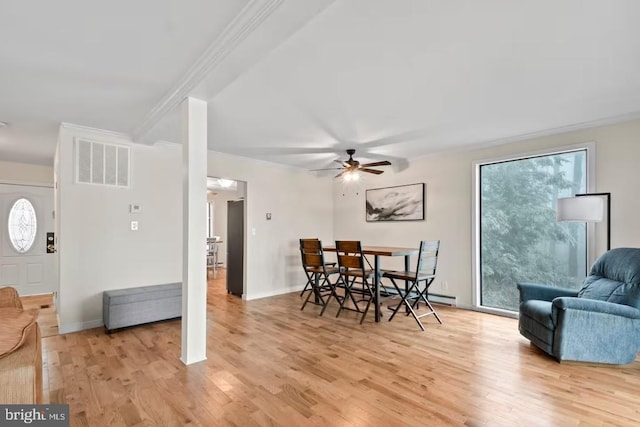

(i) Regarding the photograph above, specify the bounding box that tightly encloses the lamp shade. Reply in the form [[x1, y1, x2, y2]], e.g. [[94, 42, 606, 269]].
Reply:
[[556, 196, 604, 222]]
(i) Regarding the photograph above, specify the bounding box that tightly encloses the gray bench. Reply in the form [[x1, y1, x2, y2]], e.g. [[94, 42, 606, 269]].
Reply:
[[103, 283, 182, 332]]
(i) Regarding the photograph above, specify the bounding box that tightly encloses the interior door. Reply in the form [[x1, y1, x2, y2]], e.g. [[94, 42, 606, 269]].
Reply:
[[0, 184, 57, 296]]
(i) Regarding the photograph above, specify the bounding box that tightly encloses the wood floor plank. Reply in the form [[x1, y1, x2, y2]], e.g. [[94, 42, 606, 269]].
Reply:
[[21, 293, 59, 337], [39, 269, 640, 426]]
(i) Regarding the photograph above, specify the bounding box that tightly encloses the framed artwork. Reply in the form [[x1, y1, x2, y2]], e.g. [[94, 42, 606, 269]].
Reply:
[[365, 183, 425, 222]]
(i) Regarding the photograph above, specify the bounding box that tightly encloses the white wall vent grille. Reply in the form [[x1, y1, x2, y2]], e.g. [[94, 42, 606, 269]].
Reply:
[[75, 138, 130, 188]]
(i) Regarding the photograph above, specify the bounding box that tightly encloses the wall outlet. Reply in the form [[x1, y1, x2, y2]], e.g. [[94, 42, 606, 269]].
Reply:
[[441, 281, 448, 290], [131, 221, 139, 231]]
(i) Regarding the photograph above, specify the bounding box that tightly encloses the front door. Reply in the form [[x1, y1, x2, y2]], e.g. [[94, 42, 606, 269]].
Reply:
[[0, 184, 56, 296]]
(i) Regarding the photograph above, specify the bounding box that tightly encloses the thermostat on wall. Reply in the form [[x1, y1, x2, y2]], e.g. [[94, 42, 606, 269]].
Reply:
[[130, 204, 142, 214]]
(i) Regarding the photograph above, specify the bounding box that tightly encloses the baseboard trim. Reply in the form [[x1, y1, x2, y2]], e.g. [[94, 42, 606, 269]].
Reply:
[[58, 319, 103, 334], [245, 285, 303, 301], [180, 356, 208, 366], [456, 303, 519, 319]]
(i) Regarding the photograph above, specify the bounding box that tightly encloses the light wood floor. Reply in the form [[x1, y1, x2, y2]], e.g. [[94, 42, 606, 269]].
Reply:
[[40, 271, 640, 426], [21, 293, 59, 337]]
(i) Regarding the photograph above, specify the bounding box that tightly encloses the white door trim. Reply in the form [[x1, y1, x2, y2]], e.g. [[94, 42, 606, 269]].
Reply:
[[0, 179, 54, 188]]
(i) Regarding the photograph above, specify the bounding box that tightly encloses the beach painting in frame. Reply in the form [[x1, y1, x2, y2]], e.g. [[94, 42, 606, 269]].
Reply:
[[365, 183, 425, 222]]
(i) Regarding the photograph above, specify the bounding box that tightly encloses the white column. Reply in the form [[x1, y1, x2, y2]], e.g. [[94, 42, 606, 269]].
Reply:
[[181, 97, 208, 365]]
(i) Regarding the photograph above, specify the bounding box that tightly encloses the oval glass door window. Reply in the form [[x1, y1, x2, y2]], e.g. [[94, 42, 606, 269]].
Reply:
[[8, 198, 38, 253]]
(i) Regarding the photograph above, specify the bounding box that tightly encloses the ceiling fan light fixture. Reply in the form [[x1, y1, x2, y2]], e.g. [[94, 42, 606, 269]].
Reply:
[[312, 149, 391, 179], [343, 171, 359, 182], [217, 178, 234, 188]]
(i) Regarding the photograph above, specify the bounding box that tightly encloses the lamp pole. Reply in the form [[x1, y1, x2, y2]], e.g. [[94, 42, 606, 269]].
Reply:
[[575, 192, 611, 251]]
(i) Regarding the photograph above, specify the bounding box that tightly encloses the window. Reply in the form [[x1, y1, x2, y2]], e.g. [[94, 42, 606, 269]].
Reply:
[[8, 198, 38, 253], [476, 149, 588, 312]]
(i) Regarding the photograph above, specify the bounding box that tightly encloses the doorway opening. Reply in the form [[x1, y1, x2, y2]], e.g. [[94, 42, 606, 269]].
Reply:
[[206, 177, 246, 299]]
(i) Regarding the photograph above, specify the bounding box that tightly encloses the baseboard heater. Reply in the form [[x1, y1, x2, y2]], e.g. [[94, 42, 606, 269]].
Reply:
[[428, 293, 457, 306]]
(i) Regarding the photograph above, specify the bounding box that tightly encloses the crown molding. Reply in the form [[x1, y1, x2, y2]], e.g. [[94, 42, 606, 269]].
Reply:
[[132, 0, 284, 142], [474, 110, 640, 150], [60, 122, 132, 141], [153, 140, 182, 150], [413, 110, 640, 162]]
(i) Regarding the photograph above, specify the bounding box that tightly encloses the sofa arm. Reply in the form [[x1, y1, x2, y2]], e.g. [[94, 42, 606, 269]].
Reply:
[[553, 297, 640, 320], [517, 282, 578, 303]]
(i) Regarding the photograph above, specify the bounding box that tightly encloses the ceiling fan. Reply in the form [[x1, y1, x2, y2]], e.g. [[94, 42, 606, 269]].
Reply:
[[313, 149, 392, 179]]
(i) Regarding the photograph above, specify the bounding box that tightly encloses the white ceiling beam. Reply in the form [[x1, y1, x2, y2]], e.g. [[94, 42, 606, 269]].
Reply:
[[132, 0, 285, 142]]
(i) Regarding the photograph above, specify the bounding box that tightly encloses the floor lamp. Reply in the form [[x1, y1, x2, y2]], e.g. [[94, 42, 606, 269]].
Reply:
[[556, 192, 611, 251]]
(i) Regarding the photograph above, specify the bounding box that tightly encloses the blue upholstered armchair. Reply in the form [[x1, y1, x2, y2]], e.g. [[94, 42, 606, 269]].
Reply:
[[517, 248, 640, 364]]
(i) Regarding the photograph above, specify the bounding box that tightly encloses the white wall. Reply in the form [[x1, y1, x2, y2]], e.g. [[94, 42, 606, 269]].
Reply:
[[56, 125, 183, 333], [333, 118, 640, 307], [55, 125, 334, 331], [0, 160, 53, 184], [207, 152, 334, 300]]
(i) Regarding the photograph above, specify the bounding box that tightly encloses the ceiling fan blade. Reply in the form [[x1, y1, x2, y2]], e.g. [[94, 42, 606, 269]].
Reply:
[[360, 168, 384, 175], [311, 167, 345, 171], [335, 170, 347, 178], [359, 160, 392, 168]]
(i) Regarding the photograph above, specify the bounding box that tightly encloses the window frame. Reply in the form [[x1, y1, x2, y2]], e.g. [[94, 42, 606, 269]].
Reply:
[[7, 197, 38, 254], [471, 142, 596, 317]]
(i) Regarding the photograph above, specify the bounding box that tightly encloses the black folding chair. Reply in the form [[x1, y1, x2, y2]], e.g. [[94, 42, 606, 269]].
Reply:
[[300, 239, 340, 315], [335, 240, 376, 324], [382, 240, 442, 330], [299, 238, 335, 297]]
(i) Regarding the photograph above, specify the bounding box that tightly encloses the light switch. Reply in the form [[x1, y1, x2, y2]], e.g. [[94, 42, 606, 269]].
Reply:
[[131, 221, 139, 231]]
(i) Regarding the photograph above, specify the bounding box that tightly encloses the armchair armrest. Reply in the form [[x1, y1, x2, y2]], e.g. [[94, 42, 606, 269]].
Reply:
[[553, 297, 640, 320], [517, 282, 578, 303], [550, 297, 640, 364]]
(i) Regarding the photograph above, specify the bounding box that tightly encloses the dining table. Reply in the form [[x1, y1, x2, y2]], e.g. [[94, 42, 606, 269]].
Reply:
[[323, 245, 419, 322]]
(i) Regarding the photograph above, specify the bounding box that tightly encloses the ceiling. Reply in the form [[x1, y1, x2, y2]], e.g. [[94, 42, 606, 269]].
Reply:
[[2, 1, 640, 169]]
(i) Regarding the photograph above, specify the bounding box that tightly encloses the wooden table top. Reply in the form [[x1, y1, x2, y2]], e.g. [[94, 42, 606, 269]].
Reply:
[[323, 245, 418, 256]]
